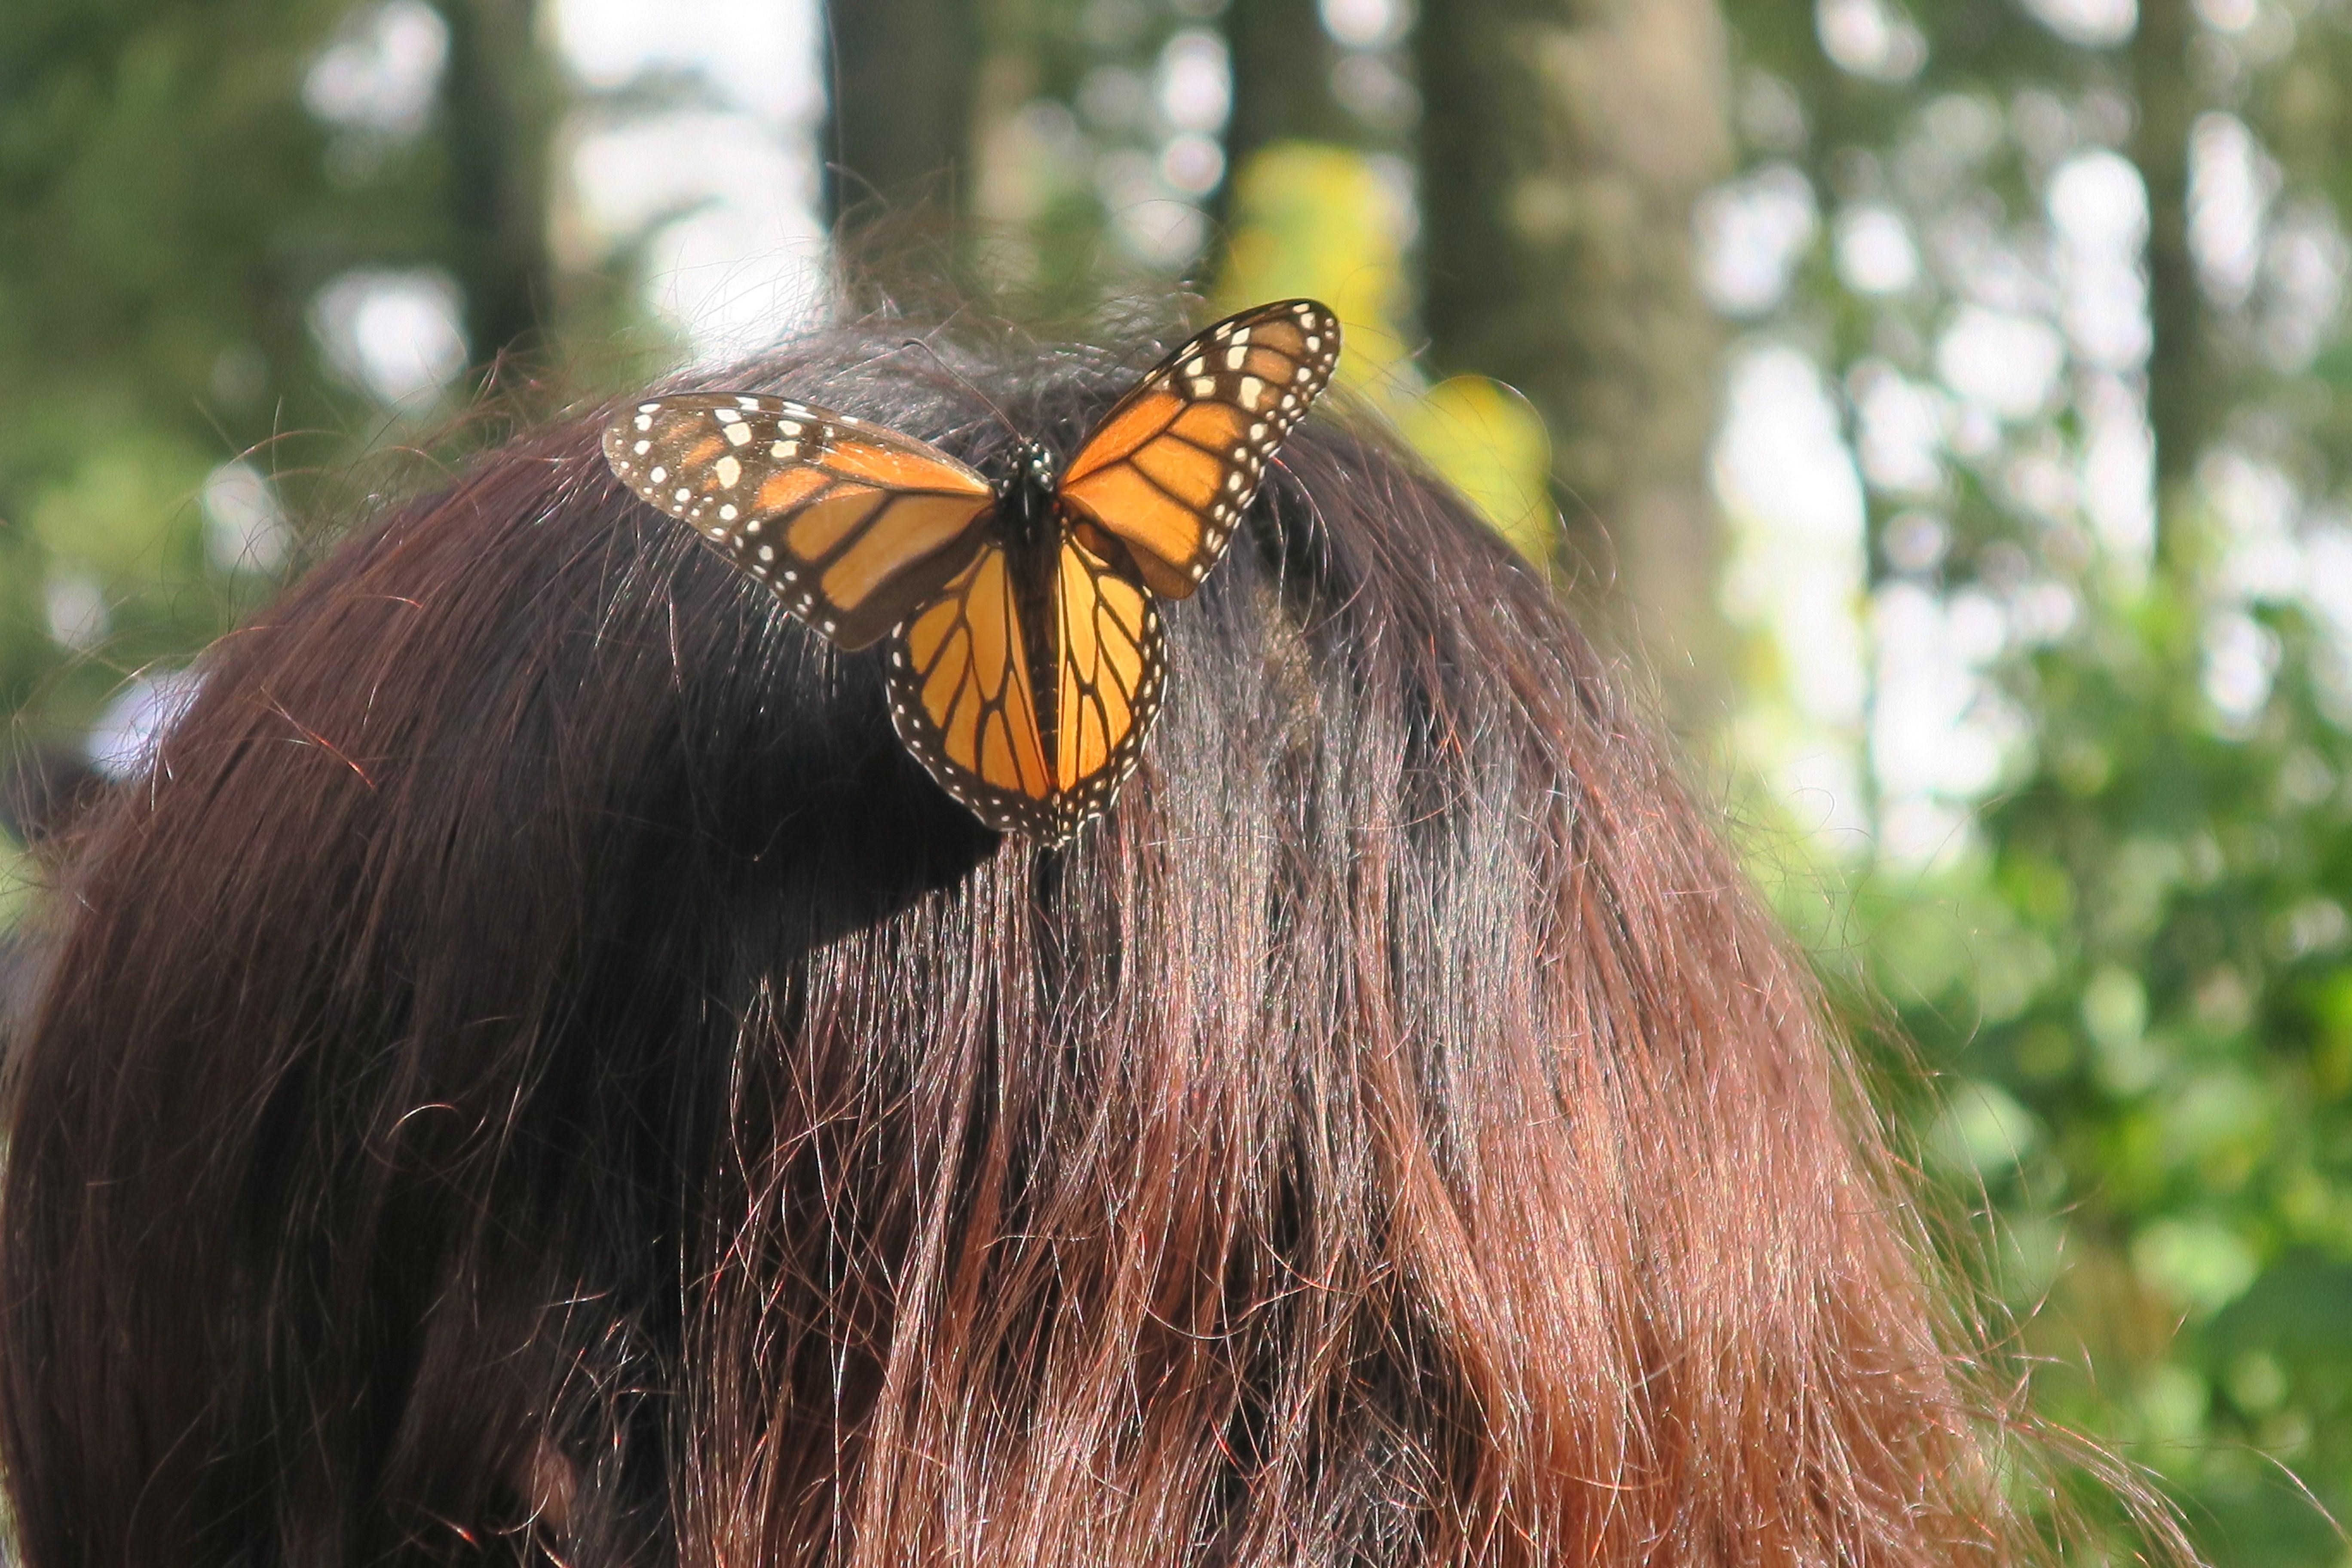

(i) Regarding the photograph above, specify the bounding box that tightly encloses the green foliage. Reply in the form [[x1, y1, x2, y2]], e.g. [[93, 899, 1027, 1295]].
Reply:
[[1933, 586, 2352, 1562], [0, 0, 545, 753], [1711, 0, 2352, 1554]]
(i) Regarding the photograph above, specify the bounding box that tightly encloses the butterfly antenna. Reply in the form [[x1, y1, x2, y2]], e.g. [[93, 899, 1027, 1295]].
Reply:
[[900, 337, 1025, 445]]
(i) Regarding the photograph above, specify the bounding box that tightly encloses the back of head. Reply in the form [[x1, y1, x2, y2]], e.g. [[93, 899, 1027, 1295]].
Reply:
[[3, 317, 2009, 1567]]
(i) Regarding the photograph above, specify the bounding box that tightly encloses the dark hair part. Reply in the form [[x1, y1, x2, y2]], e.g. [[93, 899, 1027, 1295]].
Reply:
[[6, 322, 2029, 1567]]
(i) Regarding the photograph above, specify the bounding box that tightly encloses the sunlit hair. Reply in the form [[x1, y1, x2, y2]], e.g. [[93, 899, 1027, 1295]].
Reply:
[[6, 318, 2042, 1568]]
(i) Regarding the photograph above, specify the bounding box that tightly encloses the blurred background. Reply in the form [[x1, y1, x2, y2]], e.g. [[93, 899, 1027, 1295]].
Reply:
[[3, 0, 2352, 1560]]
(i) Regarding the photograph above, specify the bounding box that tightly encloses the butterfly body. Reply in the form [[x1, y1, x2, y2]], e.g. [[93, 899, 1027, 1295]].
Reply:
[[982, 439, 1098, 735], [604, 300, 1340, 843], [984, 441, 1066, 592], [985, 449, 1063, 775]]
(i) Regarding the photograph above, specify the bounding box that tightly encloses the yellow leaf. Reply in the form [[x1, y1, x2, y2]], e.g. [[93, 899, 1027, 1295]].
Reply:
[[1213, 142, 1413, 389], [1214, 142, 1557, 561], [1391, 375, 1557, 565]]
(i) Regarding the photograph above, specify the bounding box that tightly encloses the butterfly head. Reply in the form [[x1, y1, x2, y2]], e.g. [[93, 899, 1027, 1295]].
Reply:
[[995, 438, 1062, 540], [1007, 439, 1057, 493]]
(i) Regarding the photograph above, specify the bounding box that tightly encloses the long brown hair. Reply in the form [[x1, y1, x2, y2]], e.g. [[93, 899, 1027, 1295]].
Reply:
[[6, 319, 2034, 1567]]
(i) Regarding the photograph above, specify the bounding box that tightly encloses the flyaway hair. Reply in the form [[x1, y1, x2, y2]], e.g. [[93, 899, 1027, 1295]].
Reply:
[[4, 318, 2064, 1567]]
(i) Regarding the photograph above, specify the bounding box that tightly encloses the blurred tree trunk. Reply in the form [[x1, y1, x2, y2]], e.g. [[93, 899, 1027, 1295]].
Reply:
[[824, 0, 985, 225], [440, 0, 554, 373], [1224, 0, 1354, 175], [1416, 0, 1736, 715], [2130, 0, 2208, 523]]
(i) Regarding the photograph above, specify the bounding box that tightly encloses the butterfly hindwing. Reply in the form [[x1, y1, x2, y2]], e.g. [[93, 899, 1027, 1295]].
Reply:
[[604, 393, 994, 649], [884, 530, 1166, 842], [1057, 299, 1340, 599], [1049, 528, 1164, 817], [885, 544, 1059, 836]]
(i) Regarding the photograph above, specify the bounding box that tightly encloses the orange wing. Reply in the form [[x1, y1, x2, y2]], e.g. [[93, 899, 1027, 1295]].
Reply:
[[884, 544, 1058, 836], [1047, 531, 1164, 826], [1057, 300, 1339, 599], [604, 393, 995, 649], [884, 533, 1165, 843]]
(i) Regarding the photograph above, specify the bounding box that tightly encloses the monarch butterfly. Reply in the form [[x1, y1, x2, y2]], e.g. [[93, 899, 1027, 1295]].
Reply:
[[603, 299, 1341, 843]]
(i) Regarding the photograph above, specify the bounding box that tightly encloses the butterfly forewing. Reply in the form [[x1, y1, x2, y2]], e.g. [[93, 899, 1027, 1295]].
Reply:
[[1057, 299, 1340, 599], [604, 393, 994, 649]]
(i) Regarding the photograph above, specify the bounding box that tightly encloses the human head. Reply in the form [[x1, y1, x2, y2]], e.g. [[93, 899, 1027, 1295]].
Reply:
[[3, 316, 2018, 1567]]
